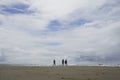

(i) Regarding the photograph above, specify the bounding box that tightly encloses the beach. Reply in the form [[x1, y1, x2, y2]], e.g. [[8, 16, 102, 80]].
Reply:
[[0, 65, 120, 80]]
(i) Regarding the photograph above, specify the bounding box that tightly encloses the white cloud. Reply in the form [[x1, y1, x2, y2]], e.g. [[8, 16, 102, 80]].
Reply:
[[0, 0, 120, 65], [29, 0, 106, 20]]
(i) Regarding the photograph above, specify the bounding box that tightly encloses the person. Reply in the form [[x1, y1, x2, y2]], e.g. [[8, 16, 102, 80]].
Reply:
[[53, 59, 56, 66], [65, 59, 67, 66], [62, 59, 64, 66]]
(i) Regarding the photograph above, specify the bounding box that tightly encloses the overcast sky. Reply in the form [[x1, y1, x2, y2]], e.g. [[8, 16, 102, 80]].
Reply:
[[0, 0, 120, 66]]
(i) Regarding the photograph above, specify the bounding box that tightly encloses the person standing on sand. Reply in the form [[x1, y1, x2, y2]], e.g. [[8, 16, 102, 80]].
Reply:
[[62, 59, 64, 66], [65, 59, 67, 66], [53, 59, 56, 66]]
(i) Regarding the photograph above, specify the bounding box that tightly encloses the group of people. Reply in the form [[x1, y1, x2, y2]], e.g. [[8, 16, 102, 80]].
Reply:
[[53, 59, 67, 66], [62, 59, 67, 66]]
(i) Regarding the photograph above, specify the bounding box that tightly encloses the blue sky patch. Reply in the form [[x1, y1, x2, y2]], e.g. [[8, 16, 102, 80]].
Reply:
[[46, 19, 89, 32], [0, 3, 34, 14], [47, 20, 62, 31], [69, 19, 89, 26]]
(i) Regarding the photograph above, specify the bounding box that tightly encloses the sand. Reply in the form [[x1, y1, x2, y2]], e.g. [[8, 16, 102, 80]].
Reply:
[[0, 65, 120, 80]]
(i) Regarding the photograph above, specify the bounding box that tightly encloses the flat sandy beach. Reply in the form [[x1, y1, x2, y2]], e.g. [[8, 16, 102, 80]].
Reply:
[[0, 65, 120, 80]]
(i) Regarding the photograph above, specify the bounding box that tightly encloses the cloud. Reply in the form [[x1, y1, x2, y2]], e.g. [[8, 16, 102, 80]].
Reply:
[[0, 0, 120, 65]]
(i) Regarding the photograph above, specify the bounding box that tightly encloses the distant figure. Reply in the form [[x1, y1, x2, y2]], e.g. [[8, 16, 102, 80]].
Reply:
[[65, 59, 67, 66], [62, 59, 64, 66], [53, 59, 56, 66]]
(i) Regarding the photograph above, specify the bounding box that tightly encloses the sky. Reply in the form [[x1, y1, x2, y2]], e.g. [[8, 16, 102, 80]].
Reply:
[[0, 0, 120, 66]]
